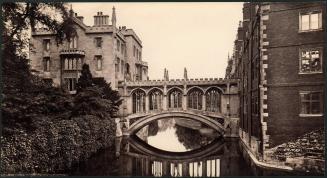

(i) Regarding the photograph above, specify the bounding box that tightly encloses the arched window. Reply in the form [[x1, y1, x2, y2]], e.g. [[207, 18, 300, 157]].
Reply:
[[168, 88, 182, 109], [187, 88, 203, 110], [206, 88, 221, 112], [149, 89, 163, 111], [132, 89, 146, 113]]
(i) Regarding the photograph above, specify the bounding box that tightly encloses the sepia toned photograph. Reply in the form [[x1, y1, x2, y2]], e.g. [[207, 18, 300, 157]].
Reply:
[[1, 1, 325, 176]]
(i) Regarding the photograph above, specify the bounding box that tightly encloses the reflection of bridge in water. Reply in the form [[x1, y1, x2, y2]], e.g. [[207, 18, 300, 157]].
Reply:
[[117, 78, 240, 137], [115, 136, 244, 177]]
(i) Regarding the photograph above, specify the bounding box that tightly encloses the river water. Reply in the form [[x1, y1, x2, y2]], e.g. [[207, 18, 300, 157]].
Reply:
[[70, 118, 304, 176]]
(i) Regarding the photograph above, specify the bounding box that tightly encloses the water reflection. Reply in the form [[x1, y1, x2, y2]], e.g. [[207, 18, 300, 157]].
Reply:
[[136, 118, 220, 152], [70, 118, 302, 176]]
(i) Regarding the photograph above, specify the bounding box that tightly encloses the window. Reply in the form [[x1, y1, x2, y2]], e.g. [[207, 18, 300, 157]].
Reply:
[[95, 55, 102, 70], [43, 57, 50, 71], [120, 43, 125, 54], [64, 78, 77, 92], [168, 88, 182, 109], [95, 37, 102, 47], [132, 89, 146, 113], [69, 36, 78, 48], [121, 60, 124, 74], [299, 48, 322, 73], [117, 40, 120, 51], [133, 46, 136, 57], [206, 88, 221, 112], [188, 88, 203, 110], [299, 11, 322, 31], [116, 58, 120, 72], [43, 39, 50, 51], [149, 89, 163, 111], [63, 58, 80, 70], [137, 50, 140, 60], [300, 91, 323, 116]]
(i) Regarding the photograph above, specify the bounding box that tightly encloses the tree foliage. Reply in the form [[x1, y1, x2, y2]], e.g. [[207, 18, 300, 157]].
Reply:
[[73, 64, 122, 119], [2, 2, 75, 50]]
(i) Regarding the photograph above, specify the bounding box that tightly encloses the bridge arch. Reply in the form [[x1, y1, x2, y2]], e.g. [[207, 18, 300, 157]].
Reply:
[[186, 86, 205, 95], [204, 86, 224, 94], [129, 87, 147, 96], [128, 135, 225, 161], [129, 111, 225, 135], [166, 86, 184, 94], [146, 87, 164, 95]]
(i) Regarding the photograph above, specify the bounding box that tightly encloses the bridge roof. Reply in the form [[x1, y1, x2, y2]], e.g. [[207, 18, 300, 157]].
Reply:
[[119, 78, 238, 87]]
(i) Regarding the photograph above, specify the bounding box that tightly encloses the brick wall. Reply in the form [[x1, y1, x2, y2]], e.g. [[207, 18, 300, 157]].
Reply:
[[265, 2, 325, 148]]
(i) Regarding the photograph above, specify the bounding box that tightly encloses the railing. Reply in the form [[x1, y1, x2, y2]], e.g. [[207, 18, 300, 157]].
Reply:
[[60, 49, 85, 56]]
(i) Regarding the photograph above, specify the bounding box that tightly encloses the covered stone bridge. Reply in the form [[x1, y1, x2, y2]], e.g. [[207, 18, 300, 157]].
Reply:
[[117, 78, 239, 137]]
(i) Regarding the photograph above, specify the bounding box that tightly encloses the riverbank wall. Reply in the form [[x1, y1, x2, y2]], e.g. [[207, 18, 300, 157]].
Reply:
[[1, 115, 116, 174], [239, 128, 325, 175]]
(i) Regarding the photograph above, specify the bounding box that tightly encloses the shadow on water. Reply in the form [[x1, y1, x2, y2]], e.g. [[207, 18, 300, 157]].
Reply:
[[69, 118, 311, 176]]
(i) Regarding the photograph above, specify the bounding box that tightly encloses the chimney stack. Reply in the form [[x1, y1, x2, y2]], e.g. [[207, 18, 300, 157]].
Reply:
[[94, 11, 109, 26]]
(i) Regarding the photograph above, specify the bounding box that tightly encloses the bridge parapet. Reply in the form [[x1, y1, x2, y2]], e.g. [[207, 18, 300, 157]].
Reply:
[[119, 78, 239, 88]]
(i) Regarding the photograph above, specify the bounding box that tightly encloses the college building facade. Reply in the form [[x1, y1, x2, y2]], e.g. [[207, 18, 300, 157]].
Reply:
[[226, 2, 325, 161], [29, 7, 148, 92]]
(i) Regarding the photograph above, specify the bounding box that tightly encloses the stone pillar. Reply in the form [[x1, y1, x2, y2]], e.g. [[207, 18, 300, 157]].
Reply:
[[182, 162, 189, 177], [202, 94, 206, 111], [202, 160, 207, 177], [145, 94, 149, 113], [182, 84, 187, 110], [162, 161, 170, 176], [163, 84, 167, 111]]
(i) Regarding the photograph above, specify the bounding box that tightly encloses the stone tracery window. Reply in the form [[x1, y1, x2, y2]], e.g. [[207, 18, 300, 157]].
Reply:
[[206, 88, 221, 112], [188, 88, 203, 110], [168, 88, 182, 109], [132, 89, 146, 113], [149, 89, 163, 111]]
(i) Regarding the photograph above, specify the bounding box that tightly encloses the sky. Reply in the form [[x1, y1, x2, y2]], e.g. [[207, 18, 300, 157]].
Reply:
[[72, 2, 243, 80]]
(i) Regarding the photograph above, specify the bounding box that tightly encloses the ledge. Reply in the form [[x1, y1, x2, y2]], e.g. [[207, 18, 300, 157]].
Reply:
[[60, 49, 85, 57], [240, 138, 294, 171]]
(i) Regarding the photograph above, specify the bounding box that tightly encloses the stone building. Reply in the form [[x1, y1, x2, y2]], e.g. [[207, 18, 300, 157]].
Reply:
[[226, 2, 325, 161], [29, 7, 148, 93]]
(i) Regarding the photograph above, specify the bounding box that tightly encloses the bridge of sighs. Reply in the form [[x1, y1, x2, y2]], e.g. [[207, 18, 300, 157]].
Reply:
[[117, 78, 239, 137]]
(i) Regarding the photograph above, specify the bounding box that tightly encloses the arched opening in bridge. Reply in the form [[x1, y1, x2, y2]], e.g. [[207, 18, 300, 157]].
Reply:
[[132, 89, 146, 113], [149, 89, 163, 111], [187, 88, 204, 110], [168, 88, 182, 109], [205, 88, 221, 112]]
